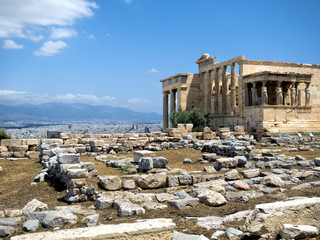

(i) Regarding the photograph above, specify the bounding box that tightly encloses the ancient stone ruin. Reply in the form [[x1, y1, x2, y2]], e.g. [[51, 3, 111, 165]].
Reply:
[[1, 125, 320, 239], [161, 54, 320, 136]]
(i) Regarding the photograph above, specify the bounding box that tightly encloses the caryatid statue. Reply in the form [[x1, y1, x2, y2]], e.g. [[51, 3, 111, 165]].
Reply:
[[262, 86, 268, 105], [291, 85, 297, 106], [305, 84, 310, 106], [276, 85, 283, 105]]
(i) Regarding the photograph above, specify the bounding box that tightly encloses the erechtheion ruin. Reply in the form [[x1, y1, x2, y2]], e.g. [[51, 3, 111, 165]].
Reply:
[[161, 54, 320, 134]]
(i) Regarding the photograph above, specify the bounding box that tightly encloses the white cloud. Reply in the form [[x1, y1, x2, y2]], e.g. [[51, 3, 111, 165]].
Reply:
[[50, 28, 77, 39], [34, 40, 68, 56], [148, 68, 159, 73], [102, 96, 117, 101], [128, 98, 150, 104], [125, 0, 133, 4], [88, 34, 96, 39], [2, 39, 24, 49], [0, 0, 98, 40], [0, 89, 26, 95], [0, 89, 117, 106]]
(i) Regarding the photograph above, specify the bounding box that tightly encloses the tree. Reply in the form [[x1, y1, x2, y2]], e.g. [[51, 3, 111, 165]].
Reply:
[[0, 128, 11, 140], [188, 108, 207, 132], [170, 107, 208, 132]]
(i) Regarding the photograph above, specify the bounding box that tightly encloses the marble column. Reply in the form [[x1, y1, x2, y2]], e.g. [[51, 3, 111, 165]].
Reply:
[[203, 72, 208, 112], [163, 92, 168, 130], [206, 71, 212, 113], [170, 89, 176, 113], [214, 68, 220, 114], [230, 63, 236, 114], [222, 66, 227, 114], [305, 83, 310, 106], [177, 88, 182, 109]]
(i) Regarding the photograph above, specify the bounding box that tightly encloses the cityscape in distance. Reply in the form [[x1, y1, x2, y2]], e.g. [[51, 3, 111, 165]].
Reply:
[[0, 102, 162, 139]]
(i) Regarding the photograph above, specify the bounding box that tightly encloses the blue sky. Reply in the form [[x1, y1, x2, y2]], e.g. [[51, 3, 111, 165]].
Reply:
[[1, 0, 320, 114]]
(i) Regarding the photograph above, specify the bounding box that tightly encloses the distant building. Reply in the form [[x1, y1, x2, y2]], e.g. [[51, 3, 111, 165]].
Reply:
[[161, 53, 320, 134], [47, 131, 60, 138], [144, 127, 150, 133]]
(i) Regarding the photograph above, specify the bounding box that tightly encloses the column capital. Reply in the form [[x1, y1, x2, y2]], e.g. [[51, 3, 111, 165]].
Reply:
[[262, 80, 267, 86]]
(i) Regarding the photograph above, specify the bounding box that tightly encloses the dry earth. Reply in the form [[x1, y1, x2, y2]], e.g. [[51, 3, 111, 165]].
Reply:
[[1, 148, 320, 239]]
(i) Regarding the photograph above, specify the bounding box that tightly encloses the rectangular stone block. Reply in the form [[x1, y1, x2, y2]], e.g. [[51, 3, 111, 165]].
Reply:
[[41, 139, 63, 145], [59, 164, 81, 174], [218, 127, 230, 133], [1, 139, 25, 147], [59, 133, 72, 140], [89, 140, 104, 147], [10, 218, 175, 240], [234, 126, 245, 132], [13, 151, 25, 158], [168, 175, 179, 187], [67, 179, 86, 188], [165, 128, 182, 137], [203, 132, 214, 140], [80, 162, 95, 171], [9, 145, 28, 152], [0, 146, 8, 153], [245, 197, 320, 238], [66, 168, 88, 179], [0, 151, 13, 158], [95, 195, 116, 209], [191, 175, 205, 184], [168, 198, 199, 210], [122, 180, 136, 190], [26, 139, 40, 145], [26, 151, 40, 159], [58, 154, 80, 164], [99, 176, 122, 191], [133, 150, 155, 163], [215, 158, 238, 170]]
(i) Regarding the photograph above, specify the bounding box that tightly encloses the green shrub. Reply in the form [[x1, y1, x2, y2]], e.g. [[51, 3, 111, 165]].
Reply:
[[0, 128, 11, 140], [170, 107, 208, 132], [170, 107, 190, 128], [188, 108, 207, 132]]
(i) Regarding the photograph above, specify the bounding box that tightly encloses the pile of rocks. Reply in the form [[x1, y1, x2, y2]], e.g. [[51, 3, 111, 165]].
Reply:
[[92, 136, 320, 221], [34, 139, 97, 202], [0, 126, 253, 160], [0, 198, 100, 238], [0, 139, 39, 160], [201, 138, 256, 157]]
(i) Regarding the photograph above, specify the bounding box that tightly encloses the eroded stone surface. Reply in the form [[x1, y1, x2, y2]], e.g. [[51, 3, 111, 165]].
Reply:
[[245, 197, 320, 238]]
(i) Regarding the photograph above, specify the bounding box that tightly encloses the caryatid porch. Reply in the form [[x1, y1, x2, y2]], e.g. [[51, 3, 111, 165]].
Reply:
[[242, 71, 312, 107]]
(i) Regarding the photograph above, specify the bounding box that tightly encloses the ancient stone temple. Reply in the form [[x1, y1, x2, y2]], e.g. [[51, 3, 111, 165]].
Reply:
[[161, 54, 320, 134]]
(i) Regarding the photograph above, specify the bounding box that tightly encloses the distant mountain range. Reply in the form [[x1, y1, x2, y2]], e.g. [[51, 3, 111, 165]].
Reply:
[[0, 103, 162, 122]]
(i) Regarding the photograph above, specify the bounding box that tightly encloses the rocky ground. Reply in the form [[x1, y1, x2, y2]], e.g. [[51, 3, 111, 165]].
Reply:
[[1, 135, 320, 239]]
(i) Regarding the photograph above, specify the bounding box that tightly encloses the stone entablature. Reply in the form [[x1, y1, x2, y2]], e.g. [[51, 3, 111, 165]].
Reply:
[[161, 53, 320, 134]]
